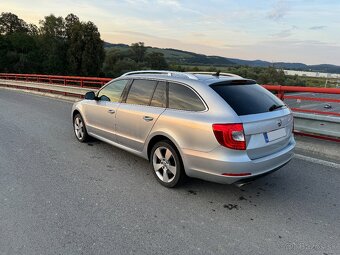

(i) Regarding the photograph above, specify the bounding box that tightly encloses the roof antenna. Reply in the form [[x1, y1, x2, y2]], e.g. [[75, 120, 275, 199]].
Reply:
[[213, 70, 220, 77]]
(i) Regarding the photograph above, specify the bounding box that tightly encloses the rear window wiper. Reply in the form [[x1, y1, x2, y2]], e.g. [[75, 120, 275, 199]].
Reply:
[[269, 104, 285, 112]]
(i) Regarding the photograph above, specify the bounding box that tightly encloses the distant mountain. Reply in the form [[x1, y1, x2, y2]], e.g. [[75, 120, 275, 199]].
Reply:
[[104, 42, 340, 74]]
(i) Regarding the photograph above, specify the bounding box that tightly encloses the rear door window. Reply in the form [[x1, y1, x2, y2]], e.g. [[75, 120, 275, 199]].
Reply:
[[150, 81, 166, 107], [126, 79, 158, 106], [211, 83, 283, 116], [168, 82, 205, 111]]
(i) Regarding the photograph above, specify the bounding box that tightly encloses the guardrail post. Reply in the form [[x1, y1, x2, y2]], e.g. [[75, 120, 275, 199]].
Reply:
[[278, 86, 284, 100]]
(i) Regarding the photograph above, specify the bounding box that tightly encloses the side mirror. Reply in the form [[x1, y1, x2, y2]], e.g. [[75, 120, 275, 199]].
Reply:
[[84, 91, 96, 100]]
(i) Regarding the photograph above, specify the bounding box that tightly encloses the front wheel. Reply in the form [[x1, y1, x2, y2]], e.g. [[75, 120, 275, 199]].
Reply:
[[151, 141, 186, 188], [73, 113, 89, 143]]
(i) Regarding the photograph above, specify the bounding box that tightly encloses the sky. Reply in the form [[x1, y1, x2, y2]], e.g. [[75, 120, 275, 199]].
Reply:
[[1, 0, 340, 65]]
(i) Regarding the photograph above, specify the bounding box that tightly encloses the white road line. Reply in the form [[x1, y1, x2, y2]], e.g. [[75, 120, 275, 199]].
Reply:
[[294, 154, 340, 169]]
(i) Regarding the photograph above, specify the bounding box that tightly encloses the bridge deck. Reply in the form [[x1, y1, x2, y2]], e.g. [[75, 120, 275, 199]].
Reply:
[[0, 88, 339, 255]]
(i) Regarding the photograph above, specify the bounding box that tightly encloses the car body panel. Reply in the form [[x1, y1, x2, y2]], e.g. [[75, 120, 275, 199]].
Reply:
[[79, 100, 120, 141], [115, 103, 166, 151]]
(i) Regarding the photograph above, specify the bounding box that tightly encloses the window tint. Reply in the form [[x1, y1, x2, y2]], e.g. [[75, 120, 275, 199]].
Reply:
[[168, 83, 205, 111], [211, 83, 284, 116], [98, 79, 128, 102], [126, 79, 157, 105], [150, 81, 166, 107]]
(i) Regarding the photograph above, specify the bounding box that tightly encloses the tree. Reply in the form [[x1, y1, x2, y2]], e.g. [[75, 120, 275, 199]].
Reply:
[[8, 32, 39, 73], [0, 13, 41, 73], [65, 17, 104, 76], [146, 52, 168, 69], [0, 12, 29, 35], [80, 21, 105, 76], [65, 13, 79, 37], [39, 14, 65, 38], [0, 12, 105, 76], [130, 42, 146, 63], [37, 15, 67, 74], [66, 18, 84, 75], [112, 58, 138, 76]]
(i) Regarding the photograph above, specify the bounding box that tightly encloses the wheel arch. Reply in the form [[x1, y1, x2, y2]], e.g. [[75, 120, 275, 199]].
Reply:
[[146, 133, 183, 163], [72, 109, 81, 119]]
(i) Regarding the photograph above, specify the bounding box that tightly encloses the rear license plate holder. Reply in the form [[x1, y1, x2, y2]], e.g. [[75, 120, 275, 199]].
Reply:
[[263, 128, 286, 143]]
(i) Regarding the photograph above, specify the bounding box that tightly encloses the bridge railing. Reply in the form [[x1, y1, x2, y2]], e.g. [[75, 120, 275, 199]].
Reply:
[[1, 73, 339, 141], [263, 85, 340, 117], [0, 73, 111, 88], [1, 73, 339, 116]]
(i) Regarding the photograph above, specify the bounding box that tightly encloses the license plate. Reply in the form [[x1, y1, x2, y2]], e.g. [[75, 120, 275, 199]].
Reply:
[[263, 128, 286, 143]]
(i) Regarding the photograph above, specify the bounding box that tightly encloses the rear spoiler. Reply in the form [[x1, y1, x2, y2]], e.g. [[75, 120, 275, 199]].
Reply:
[[210, 79, 257, 86]]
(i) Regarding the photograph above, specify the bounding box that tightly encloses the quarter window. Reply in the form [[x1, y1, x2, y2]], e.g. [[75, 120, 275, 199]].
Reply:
[[150, 81, 166, 107], [168, 83, 205, 111], [126, 79, 158, 106], [98, 79, 129, 102]]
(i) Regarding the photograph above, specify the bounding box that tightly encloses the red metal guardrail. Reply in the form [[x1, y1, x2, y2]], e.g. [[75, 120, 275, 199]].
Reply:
[[0, 73, 111, 88], [263, 85, 340, 117]]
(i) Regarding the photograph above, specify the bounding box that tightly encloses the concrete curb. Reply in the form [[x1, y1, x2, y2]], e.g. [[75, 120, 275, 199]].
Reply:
[[295, 136, 340, 163], [0, 86, 79, 102], [294, 112, 340, 138], [0, 79, 99, 97]]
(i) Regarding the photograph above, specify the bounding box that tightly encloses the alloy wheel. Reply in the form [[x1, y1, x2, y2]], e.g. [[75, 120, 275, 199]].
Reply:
[[74, 116, 84, 140], [152, 146, 177, 183]]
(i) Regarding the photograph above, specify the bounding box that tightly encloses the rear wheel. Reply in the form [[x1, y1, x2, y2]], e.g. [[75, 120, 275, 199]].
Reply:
[[73, 113, 89, 143], [151, 141, 186, 188]]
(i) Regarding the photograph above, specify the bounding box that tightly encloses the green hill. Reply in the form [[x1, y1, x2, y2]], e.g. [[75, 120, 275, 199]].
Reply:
[[104, 42, 340, 74]]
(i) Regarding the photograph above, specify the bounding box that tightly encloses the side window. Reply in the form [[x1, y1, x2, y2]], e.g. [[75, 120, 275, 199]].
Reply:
[[98, 79, 129, 102], [150, 81, 166, 107], [126, 79, 157, 106], [168, 83, 205, 111]]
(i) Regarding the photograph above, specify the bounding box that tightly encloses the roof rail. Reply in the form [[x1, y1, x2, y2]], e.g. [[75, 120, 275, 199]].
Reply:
[[186, 71, 242, 78], [121, 70, 198, 80]]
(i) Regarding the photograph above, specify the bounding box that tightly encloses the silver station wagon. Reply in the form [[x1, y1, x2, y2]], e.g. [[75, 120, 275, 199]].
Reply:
[[72, 71, 295, 187]]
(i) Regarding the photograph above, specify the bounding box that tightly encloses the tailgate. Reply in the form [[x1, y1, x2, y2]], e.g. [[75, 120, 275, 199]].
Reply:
[[240, 111, 294, 160]]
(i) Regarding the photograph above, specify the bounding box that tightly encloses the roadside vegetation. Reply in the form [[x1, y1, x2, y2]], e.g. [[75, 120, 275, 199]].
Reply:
[[0, 12, 333, 87]]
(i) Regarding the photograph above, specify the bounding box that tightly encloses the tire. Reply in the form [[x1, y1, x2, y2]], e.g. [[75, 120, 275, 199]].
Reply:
[[73, 113, 89, 143], [150, 141, 186, 188]]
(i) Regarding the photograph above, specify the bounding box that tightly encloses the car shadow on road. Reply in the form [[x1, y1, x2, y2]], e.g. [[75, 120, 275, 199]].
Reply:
[[79, 137, 338, 220]]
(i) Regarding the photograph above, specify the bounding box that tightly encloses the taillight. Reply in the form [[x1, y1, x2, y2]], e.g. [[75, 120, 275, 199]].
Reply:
[[212, 123, 246, 150]]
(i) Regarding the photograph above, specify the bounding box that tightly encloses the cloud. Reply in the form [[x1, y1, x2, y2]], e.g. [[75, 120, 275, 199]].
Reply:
[[267, 0, 290, 21], [156, 0, 181, 9], [125, 0, 148, 4], [271, 29, 292, 38], [191, 33, 206, 37], [309, 25, 326, 30]]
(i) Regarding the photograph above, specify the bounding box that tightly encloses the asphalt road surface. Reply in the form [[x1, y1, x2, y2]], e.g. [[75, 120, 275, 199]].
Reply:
[[0, 89, 339, 255]]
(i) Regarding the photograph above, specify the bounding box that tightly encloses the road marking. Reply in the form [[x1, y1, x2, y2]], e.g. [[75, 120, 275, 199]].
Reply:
[[294, 154, 340, 169]]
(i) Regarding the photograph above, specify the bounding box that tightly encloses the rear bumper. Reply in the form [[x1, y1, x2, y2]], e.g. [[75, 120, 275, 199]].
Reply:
[[182, 137, 295, 184]]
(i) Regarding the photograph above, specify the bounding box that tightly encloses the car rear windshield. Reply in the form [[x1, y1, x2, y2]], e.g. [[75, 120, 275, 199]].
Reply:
[[210, 83, 283, 116]]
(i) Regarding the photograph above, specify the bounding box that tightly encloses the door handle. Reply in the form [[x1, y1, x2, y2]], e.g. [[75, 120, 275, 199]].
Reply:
[[108, 109, 115, 114], [143, 116, 154, 122]]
